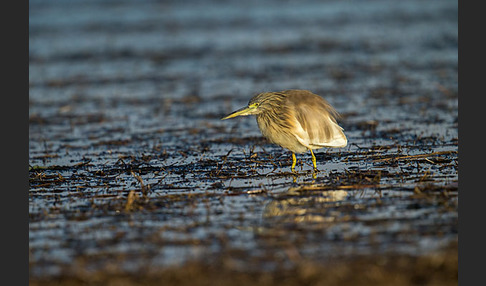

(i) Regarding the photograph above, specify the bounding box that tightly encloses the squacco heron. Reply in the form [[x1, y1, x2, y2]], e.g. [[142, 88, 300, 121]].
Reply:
[[221, 89, 347, 172]]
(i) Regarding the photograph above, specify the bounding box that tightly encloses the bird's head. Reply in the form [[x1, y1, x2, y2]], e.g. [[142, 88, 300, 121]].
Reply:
[[221, 92, 285, 120]]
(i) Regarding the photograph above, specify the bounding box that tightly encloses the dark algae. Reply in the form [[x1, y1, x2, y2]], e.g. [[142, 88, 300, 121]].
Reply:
[[30, 0, 457, 285]]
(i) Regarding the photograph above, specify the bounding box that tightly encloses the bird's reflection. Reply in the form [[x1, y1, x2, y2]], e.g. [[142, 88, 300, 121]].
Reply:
[[262, 185, 348, 223]]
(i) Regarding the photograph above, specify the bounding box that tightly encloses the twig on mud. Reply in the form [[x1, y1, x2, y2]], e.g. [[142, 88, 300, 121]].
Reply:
[[292, 183, 390, 191], [131, 171, 148, 196], [372, 151, 457, 163], [73, 159, 92, 168], [334, 184, 390, 190], [215, 149, 232, 176]]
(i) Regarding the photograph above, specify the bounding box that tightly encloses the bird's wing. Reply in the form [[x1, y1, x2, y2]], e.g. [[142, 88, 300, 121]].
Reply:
[[291, 101, 347, 148]]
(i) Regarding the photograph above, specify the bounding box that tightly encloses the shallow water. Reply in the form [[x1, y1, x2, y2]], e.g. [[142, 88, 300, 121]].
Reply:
[[29, 0, 457, 280]]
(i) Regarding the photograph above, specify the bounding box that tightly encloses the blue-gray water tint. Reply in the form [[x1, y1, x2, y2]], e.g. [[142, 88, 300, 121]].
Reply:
[[30, 0, 457, 278]]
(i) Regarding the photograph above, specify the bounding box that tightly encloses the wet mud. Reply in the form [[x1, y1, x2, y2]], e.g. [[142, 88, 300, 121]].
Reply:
[[29, 0, 458, 284]]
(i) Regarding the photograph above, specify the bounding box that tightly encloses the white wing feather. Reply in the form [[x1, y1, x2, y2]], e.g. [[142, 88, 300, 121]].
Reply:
[[293, 115, 347, 149]]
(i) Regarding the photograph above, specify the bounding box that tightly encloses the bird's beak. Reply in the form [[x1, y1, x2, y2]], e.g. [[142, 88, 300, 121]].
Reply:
[[221, 106, 254, 120]]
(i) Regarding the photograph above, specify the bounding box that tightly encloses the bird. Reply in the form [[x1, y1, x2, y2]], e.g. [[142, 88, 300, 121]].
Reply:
[[221, 89, 347, 172]]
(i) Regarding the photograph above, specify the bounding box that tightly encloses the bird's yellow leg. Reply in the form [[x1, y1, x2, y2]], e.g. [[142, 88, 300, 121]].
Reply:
[[309, 149, 318, 172], [291, 152, 297, 172]]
